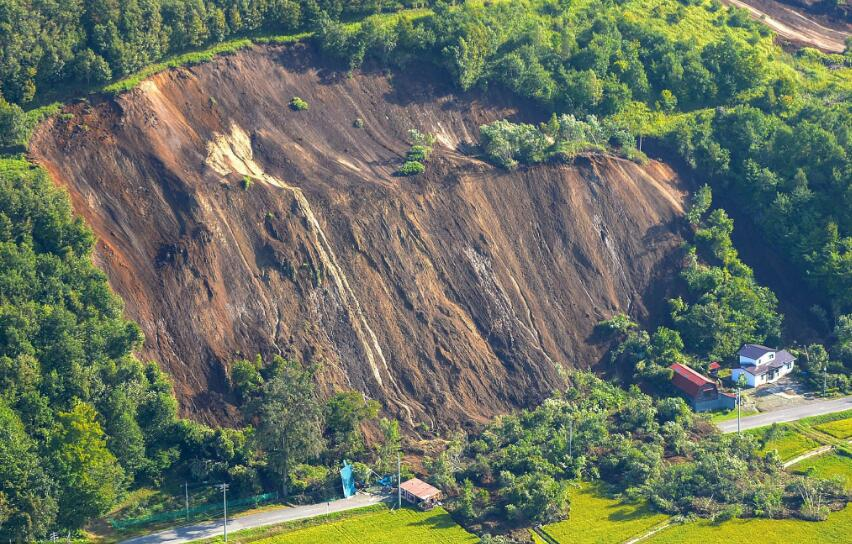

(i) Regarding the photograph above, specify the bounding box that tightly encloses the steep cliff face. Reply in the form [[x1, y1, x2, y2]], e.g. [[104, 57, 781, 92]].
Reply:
[[31, 44, 688, 428]]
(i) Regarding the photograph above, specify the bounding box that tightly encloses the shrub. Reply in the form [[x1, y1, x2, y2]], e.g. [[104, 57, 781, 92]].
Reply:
[[406, 145, 430, 162], [353, 118, 364, 128], [289, 96, 309, 111], [396, 160, 425, 176], [241, 176, 252, 190]]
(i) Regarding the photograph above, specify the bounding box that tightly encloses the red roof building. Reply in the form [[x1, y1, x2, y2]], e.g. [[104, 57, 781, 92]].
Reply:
[[670, 363, 736, 412]]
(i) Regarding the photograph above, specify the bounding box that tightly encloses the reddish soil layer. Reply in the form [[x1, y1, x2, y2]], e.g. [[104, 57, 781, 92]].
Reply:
[[30, 44, 688, 429]]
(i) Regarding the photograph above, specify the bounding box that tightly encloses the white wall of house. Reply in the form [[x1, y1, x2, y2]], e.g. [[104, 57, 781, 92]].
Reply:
[[731, 367, 757, 387], [732, 361, 794, 388]]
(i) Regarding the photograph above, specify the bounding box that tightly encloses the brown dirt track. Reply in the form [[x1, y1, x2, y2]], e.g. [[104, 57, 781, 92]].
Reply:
[[723, 0, 850, 52], [30, 44, 689, 429]]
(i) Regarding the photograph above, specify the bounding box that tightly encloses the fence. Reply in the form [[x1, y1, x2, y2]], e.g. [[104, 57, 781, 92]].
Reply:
[[109, 492, 278, 530]]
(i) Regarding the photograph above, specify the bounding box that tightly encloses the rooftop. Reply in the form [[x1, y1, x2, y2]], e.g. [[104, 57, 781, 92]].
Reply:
[[400, 478, 441, 500], [738, 344, 775, 360], [670, 363, 716, 398], [739, 349, 796, 376]]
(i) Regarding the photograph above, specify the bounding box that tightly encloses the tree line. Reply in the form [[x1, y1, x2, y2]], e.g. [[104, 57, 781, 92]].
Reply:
[[0, 159, 404, 539], [0, 0, 429, 106]]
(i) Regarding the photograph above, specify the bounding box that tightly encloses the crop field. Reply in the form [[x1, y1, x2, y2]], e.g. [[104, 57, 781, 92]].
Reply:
[[541, 484, 668, 544], [790, 451, 852, 490], [753, 426, 821, 461], [815, 418, 852, 440], [246, 506, 477, 544], [647, 504, 852, 543]]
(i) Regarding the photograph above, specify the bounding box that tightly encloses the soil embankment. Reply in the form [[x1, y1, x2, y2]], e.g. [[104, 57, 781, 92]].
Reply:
[[31, 44, 688, 428]]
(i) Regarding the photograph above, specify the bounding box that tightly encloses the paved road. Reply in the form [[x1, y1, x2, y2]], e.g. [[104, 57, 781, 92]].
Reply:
[[120, 493, 388, 544], [717, 395, 852, 433]]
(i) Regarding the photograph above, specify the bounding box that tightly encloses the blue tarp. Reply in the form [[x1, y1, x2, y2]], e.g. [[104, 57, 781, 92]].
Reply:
[[340, 461, 356, 498]]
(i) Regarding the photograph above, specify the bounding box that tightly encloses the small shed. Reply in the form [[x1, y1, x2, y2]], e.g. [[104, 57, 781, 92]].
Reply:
[[399, 478, 442, 509], [708, 361, 721, 377]]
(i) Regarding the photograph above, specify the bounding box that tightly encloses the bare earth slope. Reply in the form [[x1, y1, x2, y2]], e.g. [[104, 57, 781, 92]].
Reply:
[[722, 0, 850, 52], [31, 44, 687, 428]]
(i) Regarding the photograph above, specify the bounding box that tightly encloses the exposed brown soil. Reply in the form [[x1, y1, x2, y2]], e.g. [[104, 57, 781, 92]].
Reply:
[[30, 44, 688, 429], [722, 0, 850, 52]]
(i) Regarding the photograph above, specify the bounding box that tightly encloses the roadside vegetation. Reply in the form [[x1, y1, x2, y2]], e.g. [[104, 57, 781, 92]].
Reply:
[[202, 504, 477, 544], [749, 411, 852, 462]]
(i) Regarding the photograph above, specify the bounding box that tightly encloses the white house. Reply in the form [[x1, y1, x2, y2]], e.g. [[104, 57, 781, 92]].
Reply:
[[731, 344, 796, 388]]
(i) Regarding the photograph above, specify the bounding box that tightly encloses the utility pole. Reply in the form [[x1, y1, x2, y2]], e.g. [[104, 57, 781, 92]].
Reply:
[[824, 362, 828, 397], [185, 482, 189, 521], [736, 387, 741, 434], [218, 483, 229, 543], [397, 452, 402, 510]]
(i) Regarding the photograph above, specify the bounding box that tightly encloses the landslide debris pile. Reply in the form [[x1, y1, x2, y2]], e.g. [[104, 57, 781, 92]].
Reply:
[[31, 44, 687, 427]]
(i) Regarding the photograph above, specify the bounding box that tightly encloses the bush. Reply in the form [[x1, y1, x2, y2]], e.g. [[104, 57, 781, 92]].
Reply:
[[353, 118, 364, 128], [289, 96, 309, 111], [241, 176, 252, 190], [396, 160, 425, 176], [406, 145, 430, 162]]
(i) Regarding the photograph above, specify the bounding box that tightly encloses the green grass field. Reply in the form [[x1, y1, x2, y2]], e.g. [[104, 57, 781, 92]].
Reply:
[[709, 406, 759, 424], [815, 418, 852, 440], [646, 504, 852, 543], [790, 452, 852, 490], [239, 506, 477, 544], [752, 426, 821, 461], [541, 484, 668, 544]]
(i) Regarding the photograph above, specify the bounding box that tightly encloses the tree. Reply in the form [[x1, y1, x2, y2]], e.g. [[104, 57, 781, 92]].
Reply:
[[49, 401, 125, 530], [0, 96, 26, 147], [375, 417, 401, 475], [246, 357, 324, 495], [686, 184, 712, 226], [502, 471, 570, 523], [0, 399, 57, 541], [833, 314, 852, 367], [325, 391, 379, 459]]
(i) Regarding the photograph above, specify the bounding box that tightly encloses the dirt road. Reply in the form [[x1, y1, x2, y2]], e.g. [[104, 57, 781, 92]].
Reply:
[[722, 0, 849, 53]]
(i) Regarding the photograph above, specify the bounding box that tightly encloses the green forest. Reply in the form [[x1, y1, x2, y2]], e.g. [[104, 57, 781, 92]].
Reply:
[[1, 0, 851, 540]]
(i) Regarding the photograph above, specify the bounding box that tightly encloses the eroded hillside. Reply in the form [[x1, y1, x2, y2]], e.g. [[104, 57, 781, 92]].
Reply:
[[30, 44, 688, 428]]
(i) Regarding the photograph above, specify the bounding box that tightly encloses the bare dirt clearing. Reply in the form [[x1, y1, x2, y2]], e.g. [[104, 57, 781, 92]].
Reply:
[[723, 0, 850, 52], [31, 44, 688, 428]]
